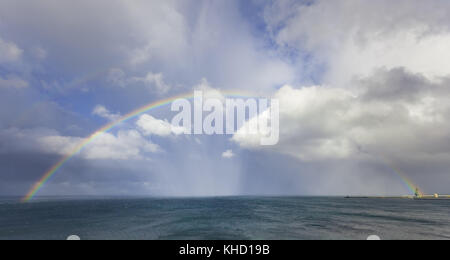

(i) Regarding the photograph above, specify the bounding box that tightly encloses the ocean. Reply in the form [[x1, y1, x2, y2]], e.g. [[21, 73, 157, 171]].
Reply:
[[0, 197, 449, 240]]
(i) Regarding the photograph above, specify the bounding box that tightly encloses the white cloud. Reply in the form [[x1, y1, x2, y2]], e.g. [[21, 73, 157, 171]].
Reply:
[[233, 69, 450, 163], [124, 0, 189, 66], [265, 0, 450, 85], [107, 69, 171, 95], [236, 0, 450, 173], [131, 72, 171, 94], [92, 105, 121, 121], [194, 78, 226, 101], [0, 37, 23, 64], [82, 130, 159, 160], [0, 128, 159, 160], [222, 149, 235, 159], [0, 75, 28, 89], [137, 114, 185, 137]]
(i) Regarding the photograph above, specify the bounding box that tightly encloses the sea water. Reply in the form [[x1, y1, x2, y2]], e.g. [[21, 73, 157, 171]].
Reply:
[[0, 197, 449, 240]]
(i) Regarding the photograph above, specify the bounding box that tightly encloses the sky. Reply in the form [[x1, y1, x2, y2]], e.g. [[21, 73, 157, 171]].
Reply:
[[1, 0, 450, 197]]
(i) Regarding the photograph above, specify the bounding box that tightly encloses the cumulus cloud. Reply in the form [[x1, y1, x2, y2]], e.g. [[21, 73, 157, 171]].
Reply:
[[0, 37, 23, 64], [107, 69, 171, 95], [222, 149, 235, 159], [0, 127, 159, 160], [234, 68, 450, 164], [82, 130, 159, 160], [265, 0, 450, 85], [137, 114, 185, 137], [194, 78, 226, 101], [92, 105, 121, 121], [131, 72, 171, 94]]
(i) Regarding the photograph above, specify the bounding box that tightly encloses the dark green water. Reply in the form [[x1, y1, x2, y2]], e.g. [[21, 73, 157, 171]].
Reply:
[[0, 197, 449, 240]]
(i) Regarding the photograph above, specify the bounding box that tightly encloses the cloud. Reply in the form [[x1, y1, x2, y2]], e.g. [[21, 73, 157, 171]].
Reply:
[[107, 69, 171, 95], [31, 46, 47, 60], [222, 149, 235, 159], [0, 127, 159, 160], [0, 37, 23, 64], [123, 1, 189, 66], [0, 128, 78, 155], [3, 0, 450, 196], [82, 130, 159, 160], [194, 78, 226, 101], [264, 0, 450, 85], [137, 114, 185, 137], [92, 105, 121, 121], [0, 75, 28, 89], [130, 72, 171, 94], [0, 0, 190, 85], [234, 68, 450, 165], [0, 0, 295, 97], [0, 0, 296, 196]]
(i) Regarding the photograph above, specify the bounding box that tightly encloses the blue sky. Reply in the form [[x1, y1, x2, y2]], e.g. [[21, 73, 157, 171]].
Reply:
[[1, 0, 450, 197]]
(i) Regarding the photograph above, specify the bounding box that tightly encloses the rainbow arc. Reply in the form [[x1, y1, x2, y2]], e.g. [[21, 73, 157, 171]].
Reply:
[[22, 91, 424, 202]]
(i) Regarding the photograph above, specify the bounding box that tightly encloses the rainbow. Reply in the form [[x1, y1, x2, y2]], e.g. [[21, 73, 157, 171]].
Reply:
[[378, 156, 424, 196], [22, 91, 258, 202], [390, 164, 424, 197], [22, 91, 424, 201]]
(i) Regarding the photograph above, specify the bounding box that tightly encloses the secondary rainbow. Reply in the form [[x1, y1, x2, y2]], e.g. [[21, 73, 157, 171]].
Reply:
[[22, 91, 258, 202]]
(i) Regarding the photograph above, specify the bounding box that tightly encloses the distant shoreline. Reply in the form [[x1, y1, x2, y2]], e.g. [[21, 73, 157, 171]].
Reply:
[[2, 195, 450, 203], [345, 195, 450, 200]]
